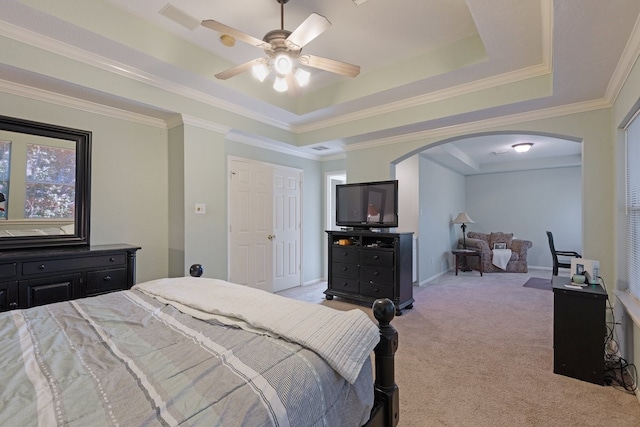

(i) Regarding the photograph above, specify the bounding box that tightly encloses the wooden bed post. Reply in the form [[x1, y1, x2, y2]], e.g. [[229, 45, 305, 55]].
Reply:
[[366, 298, 399, 427]]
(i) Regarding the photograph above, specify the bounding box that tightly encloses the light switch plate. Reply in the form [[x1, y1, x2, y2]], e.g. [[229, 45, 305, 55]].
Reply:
[[195, 203, 206, 214]]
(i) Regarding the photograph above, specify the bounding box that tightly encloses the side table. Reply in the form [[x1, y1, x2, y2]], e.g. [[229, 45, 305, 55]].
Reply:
[[452, 249, 483, 276]]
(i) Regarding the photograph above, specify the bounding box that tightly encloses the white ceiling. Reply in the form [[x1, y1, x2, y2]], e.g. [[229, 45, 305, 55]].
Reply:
[[1, 0, 640, 174]]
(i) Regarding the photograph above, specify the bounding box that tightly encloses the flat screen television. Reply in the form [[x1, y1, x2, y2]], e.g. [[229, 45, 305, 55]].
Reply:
[[336, 180, 398, 230]]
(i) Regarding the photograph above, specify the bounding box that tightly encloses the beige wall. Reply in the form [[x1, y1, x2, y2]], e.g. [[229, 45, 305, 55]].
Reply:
[[344, 109, 614, 285], [0, 91, 170, 284]]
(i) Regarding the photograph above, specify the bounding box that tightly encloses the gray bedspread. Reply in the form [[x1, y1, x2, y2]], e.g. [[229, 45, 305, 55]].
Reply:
[[0, 288, 374, 426]]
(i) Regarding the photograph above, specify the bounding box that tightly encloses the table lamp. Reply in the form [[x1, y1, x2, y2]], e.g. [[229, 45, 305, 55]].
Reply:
[[452, 212, 475, 249]]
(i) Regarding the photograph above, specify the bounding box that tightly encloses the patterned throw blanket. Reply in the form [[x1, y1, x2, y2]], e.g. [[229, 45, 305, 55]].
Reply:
[[0, 279, 377, 426], [135, 277, 380, 384]]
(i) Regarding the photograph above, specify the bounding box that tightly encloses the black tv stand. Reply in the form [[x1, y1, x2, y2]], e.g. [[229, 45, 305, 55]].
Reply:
[[325, 230, 414, 315]]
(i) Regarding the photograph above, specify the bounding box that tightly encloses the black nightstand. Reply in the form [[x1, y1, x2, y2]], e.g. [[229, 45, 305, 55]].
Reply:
[[552, 276, 607, 385]]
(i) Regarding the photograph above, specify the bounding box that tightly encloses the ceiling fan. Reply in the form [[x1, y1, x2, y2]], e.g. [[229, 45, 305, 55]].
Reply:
[[201, 0, 360, 91]]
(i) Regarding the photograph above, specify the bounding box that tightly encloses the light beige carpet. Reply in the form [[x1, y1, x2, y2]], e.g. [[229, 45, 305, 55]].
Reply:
[[278, 269, 640, 426]]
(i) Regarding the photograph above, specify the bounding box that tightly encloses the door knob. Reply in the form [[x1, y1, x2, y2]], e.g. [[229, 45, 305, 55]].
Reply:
[[268, 234, 276, 240]]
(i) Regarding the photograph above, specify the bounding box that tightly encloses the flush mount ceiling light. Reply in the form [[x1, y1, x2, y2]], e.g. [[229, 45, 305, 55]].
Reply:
[[512, 143, 533, 153]]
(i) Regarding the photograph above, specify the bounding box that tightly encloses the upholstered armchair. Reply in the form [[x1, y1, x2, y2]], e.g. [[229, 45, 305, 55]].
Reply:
[[458, 231, 533, 273]]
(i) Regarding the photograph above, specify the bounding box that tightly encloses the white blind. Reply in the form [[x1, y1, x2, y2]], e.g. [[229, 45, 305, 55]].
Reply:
[[626, 110, 640, 299]]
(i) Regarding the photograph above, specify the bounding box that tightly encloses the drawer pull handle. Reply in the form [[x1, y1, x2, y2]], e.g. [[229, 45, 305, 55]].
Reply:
[[342, 282, 348, 287], [342, 267, 348, 271], [373, 255, 379, 260], [38, 264, 46, 270], [103, 275, 112, 282], [9, 302, 17, 308], [374, 271, 379, 276], [110, 257, 116, 262]]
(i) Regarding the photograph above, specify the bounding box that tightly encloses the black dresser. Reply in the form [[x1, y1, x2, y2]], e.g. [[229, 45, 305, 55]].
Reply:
[[325, 230, 414, 315], [0, 244, 140, 311]]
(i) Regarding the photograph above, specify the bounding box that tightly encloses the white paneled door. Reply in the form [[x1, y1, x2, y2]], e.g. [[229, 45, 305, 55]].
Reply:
[[229, 158, 301, 292]]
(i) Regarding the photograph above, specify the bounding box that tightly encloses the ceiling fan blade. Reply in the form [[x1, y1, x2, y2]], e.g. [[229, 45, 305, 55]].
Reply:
[[299, 54, 361, 78], [286, 13, 331, 50], [215, 58, 264, 80], [201, 20, 268, 49]]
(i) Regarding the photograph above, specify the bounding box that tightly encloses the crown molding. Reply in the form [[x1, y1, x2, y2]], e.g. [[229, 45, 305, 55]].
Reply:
[[225, 132, 321, 161], [605, 13, 640, 103], [344, 98, 611, 152], [0, 21, 292, 132], [167, 114, 231, 135], [0, 79, 167, 128], [294, 63, 552, 134]]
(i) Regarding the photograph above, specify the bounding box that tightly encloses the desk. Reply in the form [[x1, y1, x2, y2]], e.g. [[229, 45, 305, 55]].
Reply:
[[552, 276, 607, 385], [452, 249, 483, 276]]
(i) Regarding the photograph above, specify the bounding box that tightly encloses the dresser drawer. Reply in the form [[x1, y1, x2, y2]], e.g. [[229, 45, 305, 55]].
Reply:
[[332, 246, 359, 264], [86, 268, 128, 295], [22, 254, 126, 276], [330, 277, 359, 294], [361, 266, 394, 285], [0, 262, 17, 280], [332, 261, 359, 279], [360, 281, 394, 299], [361, 250, 394, 268]]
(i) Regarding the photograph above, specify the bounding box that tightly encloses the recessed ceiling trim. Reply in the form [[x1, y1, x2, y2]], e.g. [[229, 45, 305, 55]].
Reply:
[[0, 17, 553, 137]]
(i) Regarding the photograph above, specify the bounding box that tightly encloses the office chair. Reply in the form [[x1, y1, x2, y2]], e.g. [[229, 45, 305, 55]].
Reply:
[[546, 231, 581, 276]]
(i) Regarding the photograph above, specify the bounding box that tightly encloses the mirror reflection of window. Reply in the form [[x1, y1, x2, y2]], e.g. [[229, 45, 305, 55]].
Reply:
[[0, 141, 10, 220], [25, 144, 75, 219]]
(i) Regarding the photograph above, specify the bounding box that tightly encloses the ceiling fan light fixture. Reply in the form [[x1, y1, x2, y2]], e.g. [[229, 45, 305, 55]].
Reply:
[[512, 143, 533, 153], [252, 63, 270, 82], [273, 53, 293, 75], [273, 75, 288, 92], [294, 68, 311, 87]]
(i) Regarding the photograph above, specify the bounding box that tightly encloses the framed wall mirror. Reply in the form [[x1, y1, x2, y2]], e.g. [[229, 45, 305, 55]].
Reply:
[[0, 115, 90, 250]]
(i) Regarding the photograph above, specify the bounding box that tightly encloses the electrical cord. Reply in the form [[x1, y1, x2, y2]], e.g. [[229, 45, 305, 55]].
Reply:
[[600, 276, 638, 393]]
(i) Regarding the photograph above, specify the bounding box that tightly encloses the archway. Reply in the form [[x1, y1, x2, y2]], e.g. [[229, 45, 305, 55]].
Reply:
[[391, 131, 583, 285]]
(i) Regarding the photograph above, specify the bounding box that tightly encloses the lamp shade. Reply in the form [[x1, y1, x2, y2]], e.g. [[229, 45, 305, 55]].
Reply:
[[273, 75, 288, 92], [452, 212, 475, 224]]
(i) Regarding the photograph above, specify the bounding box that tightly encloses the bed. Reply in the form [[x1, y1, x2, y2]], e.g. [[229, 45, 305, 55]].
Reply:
[[0, 269, 399, 426]]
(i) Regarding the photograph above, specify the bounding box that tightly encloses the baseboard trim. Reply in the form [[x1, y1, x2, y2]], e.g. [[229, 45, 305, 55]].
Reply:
[[303, 278, 325, 287]]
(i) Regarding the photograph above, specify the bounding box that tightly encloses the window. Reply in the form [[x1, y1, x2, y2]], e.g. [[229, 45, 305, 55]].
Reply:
[[24, 144, 76, 219], [625, 109, 640, 300]]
